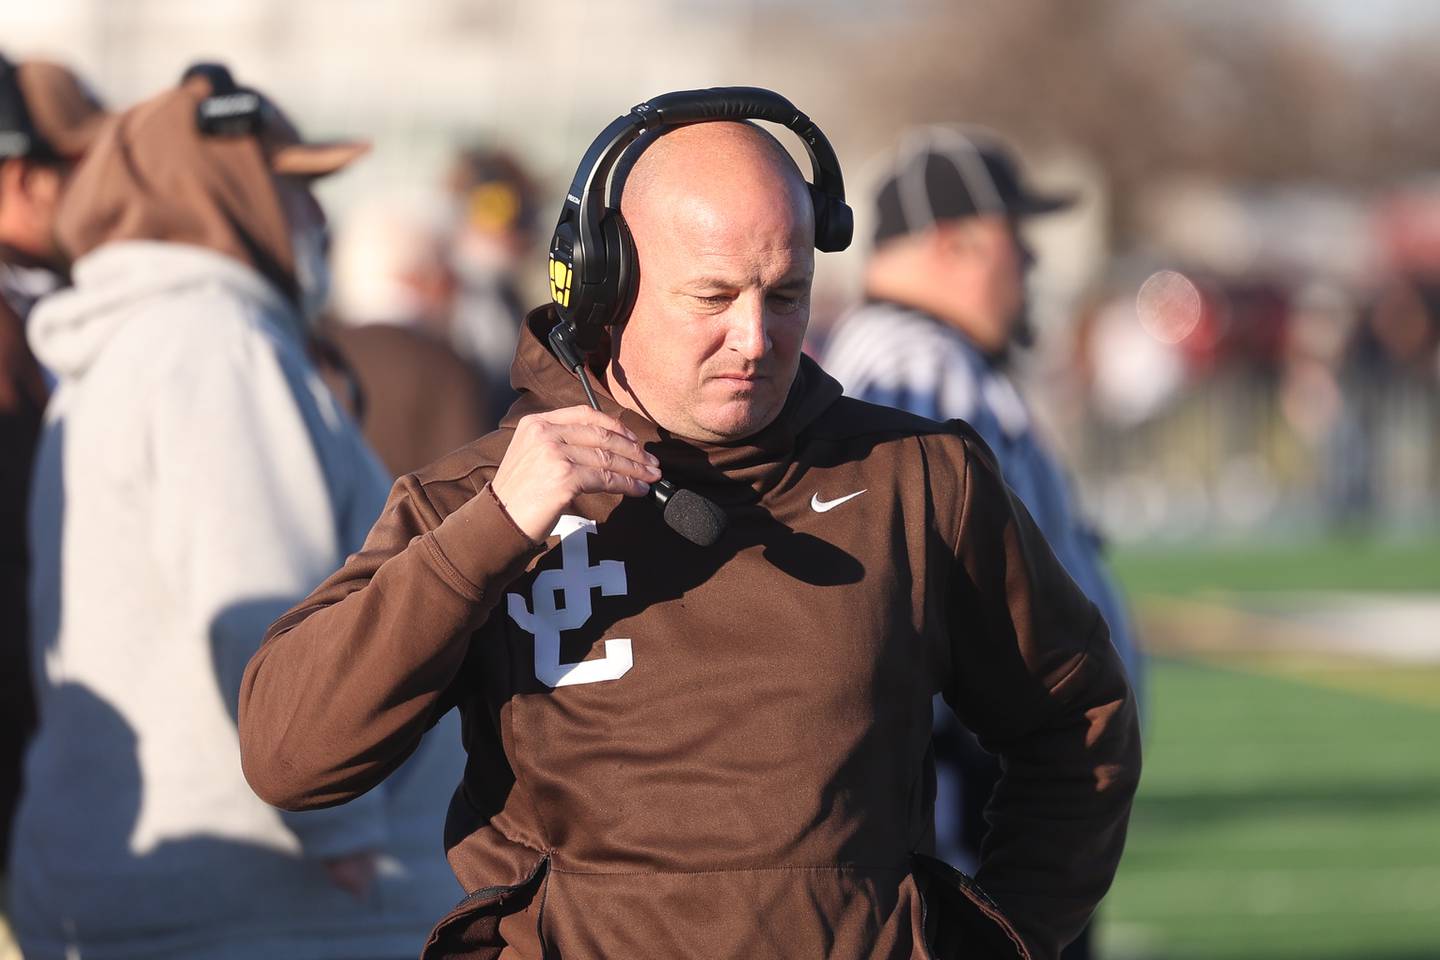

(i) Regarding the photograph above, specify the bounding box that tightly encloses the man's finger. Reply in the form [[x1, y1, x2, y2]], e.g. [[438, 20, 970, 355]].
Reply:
[[541, 404, 636, 440], [553, 421, 657, 467], [572, 464, 653, 498], [563, 443, 663, 482]]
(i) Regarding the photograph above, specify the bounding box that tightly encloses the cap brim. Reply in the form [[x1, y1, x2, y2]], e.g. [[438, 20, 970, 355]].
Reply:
[[270, 140, 370, 178], [1009, 190, 1079, 217], [16, 60, 112, 159]]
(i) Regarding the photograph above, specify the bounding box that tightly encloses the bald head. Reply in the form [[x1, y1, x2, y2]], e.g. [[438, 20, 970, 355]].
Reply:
[[621, 122, 813, 244], [603, 121, 818, 443]]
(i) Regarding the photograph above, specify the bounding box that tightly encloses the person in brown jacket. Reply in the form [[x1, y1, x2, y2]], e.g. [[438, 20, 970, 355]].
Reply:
[[322, 193, 492, 478], [0, 52, 107, 877], [317, 320, 493, 479], [239, 90, 1141, 960]]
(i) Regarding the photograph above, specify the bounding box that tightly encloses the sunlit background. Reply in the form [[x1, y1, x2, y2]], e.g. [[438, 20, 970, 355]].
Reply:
[[4, 1, 1438, 957]]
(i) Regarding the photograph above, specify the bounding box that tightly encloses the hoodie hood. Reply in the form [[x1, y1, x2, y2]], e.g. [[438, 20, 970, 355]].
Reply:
[[506, 307, 843, 501], [53, 76, 298, 303], [28, 241, 300, 379]]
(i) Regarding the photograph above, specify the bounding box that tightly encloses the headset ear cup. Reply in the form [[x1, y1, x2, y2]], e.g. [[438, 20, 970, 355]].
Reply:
[[605, 212, 640, 326], [825, 198, 854, 253], [809, 183, 854, 253]]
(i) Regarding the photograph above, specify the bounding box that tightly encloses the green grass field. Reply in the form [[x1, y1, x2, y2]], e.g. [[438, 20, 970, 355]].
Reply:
[[1103, 537, 1440, 958], [1109, 538, 1440, 597], [1099, 657, 1440, 959]]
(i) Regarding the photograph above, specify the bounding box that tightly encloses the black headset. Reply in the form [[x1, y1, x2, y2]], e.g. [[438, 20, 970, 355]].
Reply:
[[0, 52, 52, 160], [182, 62, 265, 138], [546, 87, 853, 356]]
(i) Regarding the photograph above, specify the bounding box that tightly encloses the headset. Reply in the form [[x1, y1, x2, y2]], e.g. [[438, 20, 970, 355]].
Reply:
[[546, 86, 853, 361], [0, 52, 52, 160], [181, 62, 265, 138]]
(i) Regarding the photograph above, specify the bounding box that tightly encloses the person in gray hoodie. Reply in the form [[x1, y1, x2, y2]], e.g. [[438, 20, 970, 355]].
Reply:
[[8, 65, 465, 960]]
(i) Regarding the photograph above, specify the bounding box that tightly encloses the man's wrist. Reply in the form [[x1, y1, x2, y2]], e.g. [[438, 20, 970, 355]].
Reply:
[[423, 483, 548, 604], [489, 476, 559, 543]]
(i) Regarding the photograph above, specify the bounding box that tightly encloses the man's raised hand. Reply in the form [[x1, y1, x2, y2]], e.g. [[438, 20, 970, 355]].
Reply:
[[491, 406, 661, 542]]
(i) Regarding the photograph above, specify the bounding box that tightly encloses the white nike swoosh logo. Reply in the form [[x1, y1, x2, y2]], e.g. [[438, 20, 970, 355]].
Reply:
[[810, 489, 867, 513]]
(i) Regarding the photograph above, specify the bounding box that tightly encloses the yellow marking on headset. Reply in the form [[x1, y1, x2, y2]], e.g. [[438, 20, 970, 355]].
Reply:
[[549, 255, 573, 308]]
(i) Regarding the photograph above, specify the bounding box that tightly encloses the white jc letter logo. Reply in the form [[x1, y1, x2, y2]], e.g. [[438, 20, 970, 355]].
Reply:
[[506, 515, 633, 687]]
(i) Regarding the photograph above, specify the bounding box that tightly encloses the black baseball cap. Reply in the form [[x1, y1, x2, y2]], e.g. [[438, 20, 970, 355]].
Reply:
[[0, 56, 108, 161], [872, 127, 1076, 247]]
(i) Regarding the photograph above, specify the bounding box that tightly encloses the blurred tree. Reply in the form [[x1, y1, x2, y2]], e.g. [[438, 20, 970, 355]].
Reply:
[[751, 0, 1440, 242]]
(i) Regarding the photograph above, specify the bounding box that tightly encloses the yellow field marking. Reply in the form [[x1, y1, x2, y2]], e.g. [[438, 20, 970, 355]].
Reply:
[[1137, 596, 1440, 711]]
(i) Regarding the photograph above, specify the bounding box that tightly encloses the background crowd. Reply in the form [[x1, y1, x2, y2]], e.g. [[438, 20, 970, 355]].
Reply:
[[3, 1, 1438, 959]]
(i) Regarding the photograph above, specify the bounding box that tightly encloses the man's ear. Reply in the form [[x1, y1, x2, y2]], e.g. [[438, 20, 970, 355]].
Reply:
[[0, 158, 23, 207], [590, 324, 616, 369], [9, 159, 62, 208], [31, 164, 65, 205], [931, 220, 979, 261]]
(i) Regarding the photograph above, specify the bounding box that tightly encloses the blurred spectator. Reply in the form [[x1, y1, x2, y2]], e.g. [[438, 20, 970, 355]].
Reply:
[[445, 147, 537, 413], [1279, 280, 1352, 481], [1329, 275, 1440, 526], [1349, 276, 1440, 381], [327, 193, 491, 476], [318, 320, 493, 478], [823, 127, 1142, 959], [9, 65, 462, 960], [331, 191, 456, 337], [0, 53, 107, 884], [1080, 287, 1190, 427]]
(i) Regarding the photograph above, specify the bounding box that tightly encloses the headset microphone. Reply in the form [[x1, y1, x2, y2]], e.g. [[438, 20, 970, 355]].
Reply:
[[546, 87, 852, 547], [548, 320, 728, 548]]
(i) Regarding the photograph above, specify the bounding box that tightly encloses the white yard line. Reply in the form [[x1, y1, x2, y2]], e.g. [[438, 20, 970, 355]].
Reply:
[[1139, 593, 1440, 664]]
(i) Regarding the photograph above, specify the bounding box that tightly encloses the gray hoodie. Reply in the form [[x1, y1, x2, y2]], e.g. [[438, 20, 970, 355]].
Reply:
[[10, 240, 465, 960]]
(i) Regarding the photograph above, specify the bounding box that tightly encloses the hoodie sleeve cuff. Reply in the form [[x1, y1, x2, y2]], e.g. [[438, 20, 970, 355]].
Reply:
[[421, 482, 545, 604]]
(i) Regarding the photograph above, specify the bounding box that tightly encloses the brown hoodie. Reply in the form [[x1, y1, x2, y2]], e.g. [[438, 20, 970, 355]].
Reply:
[[239, 307, 1141, 960], [0, 293, 46, 864], [53, 75, 298, 300]]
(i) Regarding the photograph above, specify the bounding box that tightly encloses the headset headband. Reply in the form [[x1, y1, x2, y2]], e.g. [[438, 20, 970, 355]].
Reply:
[[0, 53, 51, 160], [565, 88, 846, 265], [548, 86, 852, 339]]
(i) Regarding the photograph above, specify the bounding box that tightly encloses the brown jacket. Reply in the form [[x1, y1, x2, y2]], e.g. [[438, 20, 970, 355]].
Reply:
[[0, 294, 47, 864], [318, 321, 493, 479], [239, 308, 1141, 960]]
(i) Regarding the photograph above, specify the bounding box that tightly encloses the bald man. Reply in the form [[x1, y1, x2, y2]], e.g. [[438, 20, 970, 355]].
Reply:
[[239, 118, 1140, 960]]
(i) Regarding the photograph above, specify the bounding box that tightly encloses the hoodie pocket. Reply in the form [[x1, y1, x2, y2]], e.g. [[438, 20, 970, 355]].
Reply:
[[912, 852, 1032, 960], [421, 854, 550, 960]]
